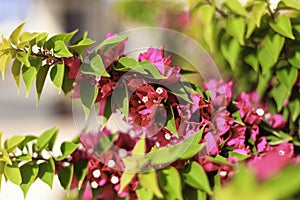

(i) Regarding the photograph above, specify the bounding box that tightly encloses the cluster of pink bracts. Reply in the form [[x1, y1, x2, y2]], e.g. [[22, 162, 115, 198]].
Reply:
[[59, 33, 296, 199]]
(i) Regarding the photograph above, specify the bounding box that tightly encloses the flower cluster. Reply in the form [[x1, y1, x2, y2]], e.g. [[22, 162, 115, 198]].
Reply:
[[58, 33, 298, 200]]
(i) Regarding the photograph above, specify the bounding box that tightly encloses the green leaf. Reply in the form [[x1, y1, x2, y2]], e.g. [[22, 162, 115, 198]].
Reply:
[[225, 17, 245, 45], [36, 32, 48, 47], [258, 34, 284, 75], [112, 79, 129, 119], [159, 166, 183, 200], [53, 40, 73, 57], [58, 165, 74, 194], [276, 66, 298, 92], [179, 127, 205, 159], [61, 67, 75, 94], [269, 15, 295, 39], [10, 21, 26, 45], [228, 151, 250, 161], [138, 171, 163, 199], [146, 129, 204, 166], [260, 165, 300, 200], [137, 61, 166, 79], [220, 35, 241, 70], [18, 135, 37, 150], [132, 136, 146, 155], [69, 38, 95, 55], [50, 63, 65, 92], [252, 2, 266, 27], [36, 126, 58, 151], [11, 59, 22, 92], [136, 186, 154, 200], [232, 111, 245, 125], [257, 73, 271, 95], [38, 158, 55, 189], [17, 32, 39, 48], [244, 50, 259, 72], [79, 78, 99, 119], [36, 65, 50, 102], [81, 53, 107, 76], [4, 162, 22, 185], [245, 17, 256, 39], [16, 154, 32, 162], [182, 161, 212, 194], [224, 0, 248, 16], [0, 147, 12, 165], [0, 161, 5, 188], [280, 0, 300, 11], [115, 56, 140, 71], [22, 65, 38, 97], [74, 160, 88, 189], [119, 172, 136, 194], [165, 105, 179, 137], [97, 34, 128, 53], [0, 51, 13, 79], [55, 141, 79, 161], [289, 98, 300, 121], [20, 163, 39, 197], [4, 135, 25, 152], [271, 83, 290, 111]]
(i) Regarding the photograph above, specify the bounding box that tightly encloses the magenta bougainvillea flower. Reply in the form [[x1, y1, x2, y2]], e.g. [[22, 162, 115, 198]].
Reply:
[[63, 57, 81, 79]]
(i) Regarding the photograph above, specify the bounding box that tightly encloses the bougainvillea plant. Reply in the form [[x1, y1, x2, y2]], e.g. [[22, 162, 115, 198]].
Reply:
[[0, 12, 299, 200]]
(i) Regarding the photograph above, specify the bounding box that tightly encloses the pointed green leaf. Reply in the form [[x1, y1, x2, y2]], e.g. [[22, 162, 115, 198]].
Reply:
[[252, 2, 266, 27], [97, 34, 128, 53], [225, 17, 245, 45], [4, 135, 25, 152], [138, 170, 163, 199], [58, 165, 73, 194], [182, 161, 212, 194], [38, 158, 55, 189], [269, 15, 295, 39], [36, 32, 48, 47], [69, 38, 95, 55], [36, 65, 50, 102], [81, 53, 107, 76], [281, 0, 300, 10], [74, 160, 88, 189], [119, 172, 136, 194], [55, 142, 79, 161], [245, 17, 256, 39], [79, 78, 98, 119], [220, 35, 241, 70], [61, 67, 75, 94], [17, 32, 39, 48], [0, 51, 13, 79], [271, 83, 290, 111], [11, 59, 22, 92], [10, 21, 27, 45], [132, 136, 146, 155], [165, 105, 178, 137], [0, 147, 11, 164], [244, 50, 259, 72], [224, 0, 248, 16], [289, 98, 300, 121], [36, 126, 58, 151], [0, 161, 5, 188], [20, 163, 39, 197], [111, 79, 129, 119], [50, 63, 65, 92], [4, 162, 22, 185], [22, 65, 38, 97], [136, 185, 154, 200], [53, 40, 73, 57], [159, 166, 183, 200], [16, 51, 30, 67], [276, 66, 298, 91]]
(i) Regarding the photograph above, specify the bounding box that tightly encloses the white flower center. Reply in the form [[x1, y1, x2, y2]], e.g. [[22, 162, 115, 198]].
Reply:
[[156, 87, 163, 94], [118, 148, 127, 158], [279, 150, 285, 156], [164, 133, 171, 140], [111, 176, 119, 184], [91, 181, 98, 189], [219, 170, 227, 177], [256, 108, 265, 116], [107, 160, 116, 168], [142, 96, 148, 103], [92, 169, 101, 178]]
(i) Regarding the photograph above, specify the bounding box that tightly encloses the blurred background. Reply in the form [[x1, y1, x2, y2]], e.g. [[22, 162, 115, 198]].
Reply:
[[0, 0, 187, 199]]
